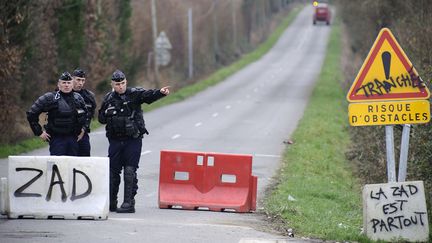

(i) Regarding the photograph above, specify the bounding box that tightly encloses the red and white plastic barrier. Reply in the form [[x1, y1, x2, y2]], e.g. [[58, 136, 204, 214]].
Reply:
[[158, 150, 257, 213]]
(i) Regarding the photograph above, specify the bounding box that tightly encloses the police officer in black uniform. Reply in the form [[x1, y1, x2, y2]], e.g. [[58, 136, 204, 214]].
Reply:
[[98, 70, 170, 213], [72, 68, 96, 156], [27, 72, 89, 156]]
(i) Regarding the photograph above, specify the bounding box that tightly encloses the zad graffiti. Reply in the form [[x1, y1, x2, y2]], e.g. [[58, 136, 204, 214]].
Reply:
[[368, 184, 427, 233], [14, 164, 92, 202]]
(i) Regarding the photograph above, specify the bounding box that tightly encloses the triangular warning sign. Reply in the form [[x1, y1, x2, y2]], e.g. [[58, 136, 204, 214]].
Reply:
[[347, 28, 430, 102]]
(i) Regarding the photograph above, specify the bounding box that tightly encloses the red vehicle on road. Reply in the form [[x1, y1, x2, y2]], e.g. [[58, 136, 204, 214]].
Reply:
[[313, 3, 331, 25]]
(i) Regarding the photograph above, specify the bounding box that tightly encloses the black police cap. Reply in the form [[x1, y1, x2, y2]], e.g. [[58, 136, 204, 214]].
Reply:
[[73, 68, 86, 78], [112, 70, 126, 82], [59, 71, 73, 81]]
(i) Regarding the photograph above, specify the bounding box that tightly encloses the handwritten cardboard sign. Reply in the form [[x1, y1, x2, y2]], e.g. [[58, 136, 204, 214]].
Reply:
[[363, 181, 429, 242]]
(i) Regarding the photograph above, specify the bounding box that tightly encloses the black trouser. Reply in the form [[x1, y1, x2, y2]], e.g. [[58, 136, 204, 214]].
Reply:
[[49, 135, 78, 156], [108, 137, 142, 171], [108, 137, 142, 212], [77, 132, 91, 156]]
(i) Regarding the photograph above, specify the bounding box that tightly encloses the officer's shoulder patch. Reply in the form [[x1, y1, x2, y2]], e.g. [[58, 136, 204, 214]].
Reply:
[[86, 89, 96, 97], [133, 87, 145, 92], [42, 92, 55, 101], [103, 91, 114, 101], [73, 92, 84, 100], [37, 92, 57, 107]]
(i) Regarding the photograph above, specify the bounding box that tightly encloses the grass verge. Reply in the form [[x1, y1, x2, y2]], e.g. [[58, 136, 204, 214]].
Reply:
[[0, 5, 302, 158], [263, 19, 370, 242]]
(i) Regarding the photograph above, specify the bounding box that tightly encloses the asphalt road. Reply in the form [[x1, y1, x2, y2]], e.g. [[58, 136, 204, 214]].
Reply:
[[0, 5, 331, 243]]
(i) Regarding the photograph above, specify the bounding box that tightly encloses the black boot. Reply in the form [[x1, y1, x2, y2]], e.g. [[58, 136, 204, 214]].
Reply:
[[109, 169, 121, 212], [117, 166, 138, 213]]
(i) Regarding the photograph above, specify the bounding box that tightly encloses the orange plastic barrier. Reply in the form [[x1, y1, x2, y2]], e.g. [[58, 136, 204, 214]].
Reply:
[[158, 150, 257, 213]]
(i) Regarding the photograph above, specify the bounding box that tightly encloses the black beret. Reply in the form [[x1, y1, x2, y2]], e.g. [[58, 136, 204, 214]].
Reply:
[[59, 71, 73, 81], [112, 70, 126, 82], [72, 68, 86, 78]]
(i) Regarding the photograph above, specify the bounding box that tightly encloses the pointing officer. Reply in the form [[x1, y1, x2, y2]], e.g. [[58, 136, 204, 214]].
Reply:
[[98, 69, 170, 213], [72, 68, 97, 156], [27, 71, 89, 156]]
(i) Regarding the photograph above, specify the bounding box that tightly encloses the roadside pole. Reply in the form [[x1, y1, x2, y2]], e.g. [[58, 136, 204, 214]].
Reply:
[[188, 8, 193, 79], [151, 0, 159, 87], [385, 125, 396, 182], [398, 124, 411, 182]]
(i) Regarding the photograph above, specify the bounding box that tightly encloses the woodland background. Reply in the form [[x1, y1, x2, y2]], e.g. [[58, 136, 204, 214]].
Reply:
[[0, 0, 297, 144], [337, 0, 432, 220]]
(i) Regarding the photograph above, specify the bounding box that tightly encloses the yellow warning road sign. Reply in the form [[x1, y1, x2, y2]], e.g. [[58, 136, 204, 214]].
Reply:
[[347, 28, 430, 102], [349, 100, 430, 126]]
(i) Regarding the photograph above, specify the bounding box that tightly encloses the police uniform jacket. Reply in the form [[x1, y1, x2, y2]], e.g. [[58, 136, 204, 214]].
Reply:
[[74, 89, 96, 133], [98, 87, 166, 139], [27, 91, 89, 136]]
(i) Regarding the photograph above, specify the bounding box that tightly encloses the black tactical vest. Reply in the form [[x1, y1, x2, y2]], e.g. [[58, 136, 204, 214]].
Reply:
[[46, 92, 86, 135], [103, 90, 147, 139]]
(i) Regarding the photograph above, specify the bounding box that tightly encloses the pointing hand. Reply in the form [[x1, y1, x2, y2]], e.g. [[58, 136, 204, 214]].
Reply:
[[160, 86, 170, 95]]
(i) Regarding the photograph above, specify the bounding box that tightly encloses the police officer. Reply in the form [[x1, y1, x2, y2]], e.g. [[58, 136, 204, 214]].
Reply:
[[72, 68, 96, 156], [27, 72, 89, 156], [98, 70, 170, 213]]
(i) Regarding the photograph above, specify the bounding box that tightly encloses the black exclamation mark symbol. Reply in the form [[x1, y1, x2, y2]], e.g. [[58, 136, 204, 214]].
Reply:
[[382, 51, 391, 92]]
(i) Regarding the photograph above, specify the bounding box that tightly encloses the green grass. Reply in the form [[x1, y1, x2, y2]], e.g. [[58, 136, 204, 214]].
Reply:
[[0, 138, 45, 158], [264, 20, 370, 242], [0, 120, 102, 158], [0, 5, 302, 158]]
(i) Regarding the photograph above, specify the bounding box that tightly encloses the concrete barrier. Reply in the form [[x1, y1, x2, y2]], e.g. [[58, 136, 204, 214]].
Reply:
[[0, 177, 7, 215], [7, 156, 109, 220]]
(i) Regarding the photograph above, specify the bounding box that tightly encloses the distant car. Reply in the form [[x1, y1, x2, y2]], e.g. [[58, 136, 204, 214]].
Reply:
[[313, 3, 331, 25]]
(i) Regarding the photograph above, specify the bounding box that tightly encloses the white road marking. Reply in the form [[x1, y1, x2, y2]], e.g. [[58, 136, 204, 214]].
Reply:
[[140, 150, 152, 156], [212, 112, 219, 117], [296, 30, 308, 49], [195, 122, 202, 127], [108, 218, 254, 230], [239, 239, 291, 243], [171, 134, 181, 139], [254, 154, 281, 158]]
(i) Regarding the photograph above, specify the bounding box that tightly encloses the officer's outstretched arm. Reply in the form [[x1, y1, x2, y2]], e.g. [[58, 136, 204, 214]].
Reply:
[[137, 88, 166, 104]]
